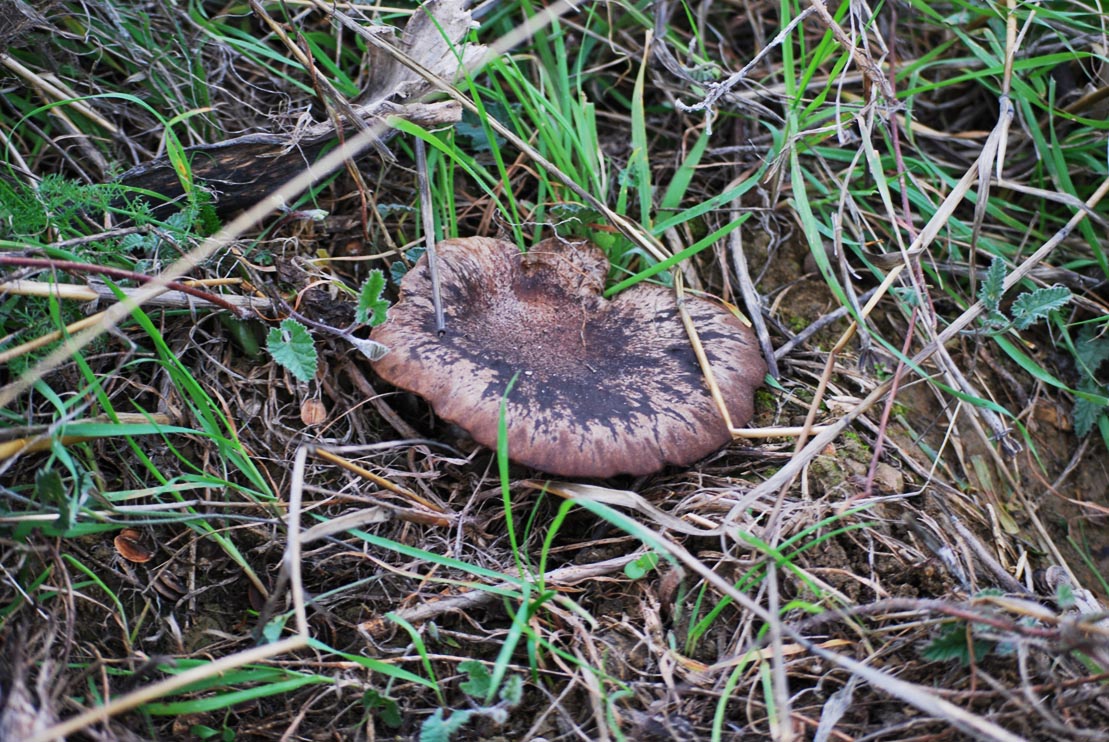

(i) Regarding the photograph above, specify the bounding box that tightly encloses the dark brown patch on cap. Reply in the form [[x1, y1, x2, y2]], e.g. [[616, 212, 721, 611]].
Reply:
[[370, 237, 766, 478]]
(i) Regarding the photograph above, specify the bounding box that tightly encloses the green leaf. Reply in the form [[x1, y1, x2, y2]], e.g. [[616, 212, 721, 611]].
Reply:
[[1075, 325, 1109, 376], [363, 690, 402, 729], [34, 469, 65, 507], [266, 319, 318, 382], [390, 247, 425, 283], [977, 257, 1007, 313], [891, 286, 921, 307], [1010, 285, 1071, 329], [1073, 379, 1108, 437], [499, 674, 523, 706], [624, 551, 661, 580], [458, 660, 492, 698], [921, 623, 993, 665], [356, 270, 390, 326], [419, 709, 473, 742], [456, 106, 508, 152], [261, 615, 288, 644], [1055, 582, 1076, 610]]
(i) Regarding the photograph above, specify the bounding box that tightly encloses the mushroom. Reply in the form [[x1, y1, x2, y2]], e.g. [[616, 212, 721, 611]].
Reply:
[[370, 237, 766, 478]]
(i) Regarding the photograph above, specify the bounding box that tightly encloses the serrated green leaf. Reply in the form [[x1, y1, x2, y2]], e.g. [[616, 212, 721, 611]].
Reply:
[[977, 257, 1007, 313], [419, 709, 473, 742], [266, 319, 318, 382], [1073, 379, 1108, 437], [921, 623, 993, 665], [499, 674, 523, 706], [356, 269, 390, 326], [120, 232, 155, 252], [1011, 285, 1071, 329], [458, 660, 492, 697], [1075, 325, 1109, 377], [982, 310, 1009, 331]]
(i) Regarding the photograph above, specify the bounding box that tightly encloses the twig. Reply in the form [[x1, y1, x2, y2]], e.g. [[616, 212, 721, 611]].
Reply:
[[379, 553, 640, 628], [415, 137, 446, 334], [0, 54, 118, 133], [313, 447, 448, 516], [860, 305, 917, 500], [729, 221, 777, 378], [771, 286, 880, 362], [949, 516, 1031, 595], [0, 279, 272, 313], [0, 256, 255, 318], [675, 6, 817, 117], [286, 446, 309, 635], [0, 412, 174, 461], [339, 358, 421, 440], [805, 0, 896, 104]]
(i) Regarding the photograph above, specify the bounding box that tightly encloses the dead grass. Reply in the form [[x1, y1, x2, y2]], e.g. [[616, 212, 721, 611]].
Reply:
[[1, 0, 1108, 740]]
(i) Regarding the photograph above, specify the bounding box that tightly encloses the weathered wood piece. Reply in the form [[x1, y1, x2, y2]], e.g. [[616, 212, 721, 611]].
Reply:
[[115, 100, 460, 216]]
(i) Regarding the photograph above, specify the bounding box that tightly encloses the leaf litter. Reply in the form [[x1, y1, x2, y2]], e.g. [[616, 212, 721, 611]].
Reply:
[[0, 1, 1107, 741]]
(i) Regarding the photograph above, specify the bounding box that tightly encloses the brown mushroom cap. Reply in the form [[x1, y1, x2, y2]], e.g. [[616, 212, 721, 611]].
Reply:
[[370, 237, 766, 478]]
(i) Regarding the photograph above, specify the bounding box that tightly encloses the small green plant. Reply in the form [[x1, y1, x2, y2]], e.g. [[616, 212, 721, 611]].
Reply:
[[355, 269, 390, 326], [419, 662, 524, 742], [190, 723, 236, 741], [390, 247, 425, 283], [921, 589, 1013, 666], [977, 257, 1072, 333], [268, 271, 392, 379], [1071, 324, 1109, 438], [0, 175, 128, 241], [922, 620, 996, 666], [266, 318, 319, 383], [363, 689, 403, 730], [973, 258, 1109, 440]]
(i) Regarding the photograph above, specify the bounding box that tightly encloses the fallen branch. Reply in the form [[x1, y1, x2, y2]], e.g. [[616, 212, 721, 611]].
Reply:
[[0, 257, 267, 318]]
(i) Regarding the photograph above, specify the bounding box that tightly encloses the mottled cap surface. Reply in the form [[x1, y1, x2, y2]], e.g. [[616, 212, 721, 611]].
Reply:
[[370, 237, 766, 478]]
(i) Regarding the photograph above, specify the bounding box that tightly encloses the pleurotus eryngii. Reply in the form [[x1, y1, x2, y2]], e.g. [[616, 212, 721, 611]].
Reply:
[[370, 237, 766, 478]]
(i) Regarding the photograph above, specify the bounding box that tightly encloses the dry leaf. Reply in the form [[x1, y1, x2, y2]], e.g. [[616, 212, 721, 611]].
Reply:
[[114, 528, 153, 563], [300, 398, 328, 426], [360, 0, 488, 106]]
